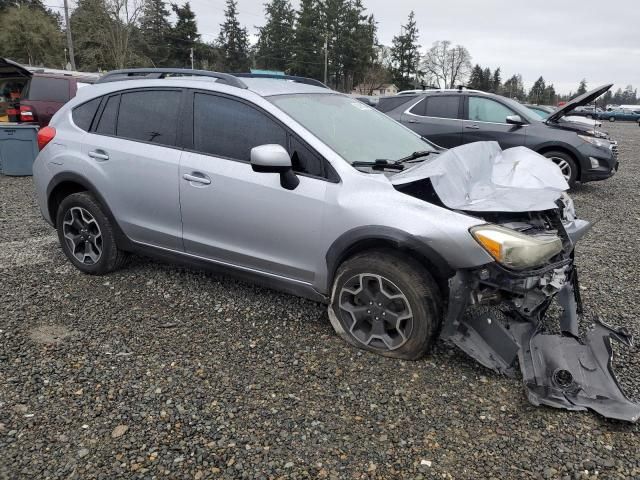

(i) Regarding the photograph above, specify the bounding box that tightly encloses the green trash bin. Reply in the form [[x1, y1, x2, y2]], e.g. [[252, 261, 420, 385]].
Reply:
[[0, 124, 39, 176]]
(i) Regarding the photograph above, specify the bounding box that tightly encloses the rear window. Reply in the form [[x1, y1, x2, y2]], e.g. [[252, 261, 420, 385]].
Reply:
[[25, 77, 70, 102], [72, 97, 101, 131], [116, 90, 181, 146]]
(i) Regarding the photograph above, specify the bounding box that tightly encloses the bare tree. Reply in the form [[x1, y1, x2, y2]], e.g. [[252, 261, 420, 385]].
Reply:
[[102, 0, 144, 69], [355, 64, 392, 95], [422, 40, 472, 89]]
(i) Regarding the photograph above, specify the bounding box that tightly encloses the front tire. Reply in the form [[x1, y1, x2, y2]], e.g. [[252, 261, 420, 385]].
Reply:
[[543, 150, 578, 188], [56, 192, 127, 275], [328, 250, 443, 360], [609, 116, 616, 122]]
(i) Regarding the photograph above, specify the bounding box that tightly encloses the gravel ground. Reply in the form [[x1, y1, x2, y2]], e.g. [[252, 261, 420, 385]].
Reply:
[[1, 122, 639, 480]]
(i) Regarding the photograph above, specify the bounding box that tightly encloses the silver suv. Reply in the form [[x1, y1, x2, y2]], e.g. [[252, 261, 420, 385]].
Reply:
[[33, 69, 638, 422]]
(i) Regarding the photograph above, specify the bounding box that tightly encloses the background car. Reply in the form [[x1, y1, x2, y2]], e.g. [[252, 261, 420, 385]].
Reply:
[[377, 85, 618, 187], [594, 108, 640, 123], [0, 58, 95, 127]]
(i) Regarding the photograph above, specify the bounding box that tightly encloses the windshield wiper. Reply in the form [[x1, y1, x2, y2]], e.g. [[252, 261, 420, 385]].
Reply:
[[351, 159, 405, 171], [395, 150, 435, 163]]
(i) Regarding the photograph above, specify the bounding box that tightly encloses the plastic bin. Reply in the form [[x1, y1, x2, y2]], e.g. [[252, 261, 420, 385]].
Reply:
[[0, 124, 39, 176]]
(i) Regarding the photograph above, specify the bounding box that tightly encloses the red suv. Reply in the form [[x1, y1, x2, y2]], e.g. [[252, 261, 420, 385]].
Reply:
[[0, 58, 94, 127]]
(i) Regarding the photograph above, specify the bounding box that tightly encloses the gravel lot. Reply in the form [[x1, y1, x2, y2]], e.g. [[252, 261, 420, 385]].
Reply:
[[1, 122, 639, 479]]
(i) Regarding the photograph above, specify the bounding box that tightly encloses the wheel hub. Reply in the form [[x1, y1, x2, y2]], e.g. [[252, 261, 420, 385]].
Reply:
[[62, 207, 103, 265], [338, 273, 413, 351]]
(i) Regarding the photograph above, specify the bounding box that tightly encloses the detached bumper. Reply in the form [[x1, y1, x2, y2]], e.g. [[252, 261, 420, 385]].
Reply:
[[441, 263, 639, 423]]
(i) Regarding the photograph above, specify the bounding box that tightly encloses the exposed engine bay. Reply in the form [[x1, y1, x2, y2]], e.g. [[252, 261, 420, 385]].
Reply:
[[392, 143, 639, 422]]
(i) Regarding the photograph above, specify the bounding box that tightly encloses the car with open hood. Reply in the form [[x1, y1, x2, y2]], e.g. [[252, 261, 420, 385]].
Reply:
[[377, 84, 618, 188], [0, 57, 95, 127], [32, 69, 639, 422]]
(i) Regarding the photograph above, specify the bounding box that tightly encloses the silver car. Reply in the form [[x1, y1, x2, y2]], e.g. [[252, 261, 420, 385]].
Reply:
[[33, 69, 639, 422]]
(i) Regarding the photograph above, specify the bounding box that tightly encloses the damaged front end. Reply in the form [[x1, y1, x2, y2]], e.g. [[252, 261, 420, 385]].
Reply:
[[391, 142, 638, 422], [441, 206, 639, 422]]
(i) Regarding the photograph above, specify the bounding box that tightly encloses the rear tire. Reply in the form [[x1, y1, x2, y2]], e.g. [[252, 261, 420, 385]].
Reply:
[[542, 150, 578, 188], [328, 249, 443, 360], [56, 192, 128, 275]]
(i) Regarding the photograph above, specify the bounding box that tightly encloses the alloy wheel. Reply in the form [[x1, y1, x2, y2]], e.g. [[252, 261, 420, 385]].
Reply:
[[62, 207, 103, 265], [550, 157, 572, 182], [338, 273, 413, 351]]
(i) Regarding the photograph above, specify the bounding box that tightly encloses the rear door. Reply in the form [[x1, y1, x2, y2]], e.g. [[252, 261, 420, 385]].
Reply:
[[463, 95, 527, 149], [400, 95, 463, 148], [81, 88, 185, 250], [178, 91, 329, 283]]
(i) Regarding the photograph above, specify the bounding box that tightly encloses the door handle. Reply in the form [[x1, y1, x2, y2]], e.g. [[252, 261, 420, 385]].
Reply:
[[88, 150, 109, 161], [183, 173, 211, 185], [465, 124, 480, 130]]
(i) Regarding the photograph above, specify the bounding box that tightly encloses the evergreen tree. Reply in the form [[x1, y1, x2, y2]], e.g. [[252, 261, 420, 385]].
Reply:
[[468, 64, 483, 89], [576, 78, 587, 96], [70, 0, 113, 70], [491, 67, 501, 93], [140, 0, 172, 66], [543, 83, 556, 105], [481, 67, 491, 91], [170, 2, 200, 67], [529, 76, 546, 103], [255, 0, 295, 71], [217, 0, 250, 72], [390, 11, 420, 91], [290, 0, 323, 79], [503, 73, 525, 100]]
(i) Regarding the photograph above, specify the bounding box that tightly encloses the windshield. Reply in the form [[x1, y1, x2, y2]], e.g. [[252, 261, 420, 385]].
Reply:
[[269, 93, 435, 164], [527, 107, 550, 120]]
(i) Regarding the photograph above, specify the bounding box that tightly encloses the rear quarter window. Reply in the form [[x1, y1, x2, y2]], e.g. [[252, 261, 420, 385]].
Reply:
[[25, 77, 70, 102], [72, 97, 101, 131]]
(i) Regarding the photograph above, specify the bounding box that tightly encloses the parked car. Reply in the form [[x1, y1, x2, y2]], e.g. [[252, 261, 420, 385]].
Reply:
[[594, 108, 640, 123], [32, 68, 638, 422], [525, 104, 603, 128], [570, 105, 603, 118], [377, 85, 618, 187], [0, 58, 95, 127]]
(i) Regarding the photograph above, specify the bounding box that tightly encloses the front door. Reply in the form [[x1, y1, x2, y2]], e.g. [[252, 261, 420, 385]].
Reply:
[[179, 92, 328, 284], [463, 95, 527, 149]]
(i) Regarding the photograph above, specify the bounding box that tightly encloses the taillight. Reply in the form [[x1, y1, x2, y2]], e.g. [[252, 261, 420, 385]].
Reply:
[[37, 126, 56, 150], [20, 105, 35, 122]]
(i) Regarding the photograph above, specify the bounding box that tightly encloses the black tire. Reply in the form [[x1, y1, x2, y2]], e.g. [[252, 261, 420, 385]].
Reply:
[[542, 150, 578, 188], [328, 249, 443, 360], [609, 116, 616, 122], [56, 192, 127, 275]]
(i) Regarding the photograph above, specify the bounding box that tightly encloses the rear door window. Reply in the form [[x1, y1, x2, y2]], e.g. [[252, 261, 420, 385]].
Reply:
[[95, 95, 119, 135], [72, 97, 101, 131], [25, 77, 70, 102], [193, 93, 287, 161], [424, 96, 460, 119], [116, 90, 181, 146]]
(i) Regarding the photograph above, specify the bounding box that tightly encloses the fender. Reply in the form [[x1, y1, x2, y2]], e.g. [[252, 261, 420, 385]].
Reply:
[[46, 171, 135, 251], [324, 225, 454, 293]]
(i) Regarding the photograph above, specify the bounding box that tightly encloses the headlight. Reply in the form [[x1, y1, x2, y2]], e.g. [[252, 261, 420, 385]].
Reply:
[[470, 225, 563, 270], [579, 134, 610, 148]]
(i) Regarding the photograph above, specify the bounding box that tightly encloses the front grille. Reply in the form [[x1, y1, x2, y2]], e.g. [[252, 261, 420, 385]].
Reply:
[[610, 141, 619, 160]]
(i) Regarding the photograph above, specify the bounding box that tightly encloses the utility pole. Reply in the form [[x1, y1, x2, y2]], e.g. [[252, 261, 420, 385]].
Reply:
[[323, 33, 328, 85], [63, 0, 76, 70], [190, 48, 194, 70]]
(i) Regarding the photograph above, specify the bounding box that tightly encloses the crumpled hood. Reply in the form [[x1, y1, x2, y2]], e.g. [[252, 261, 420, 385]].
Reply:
[[391, 142, 569, 212]]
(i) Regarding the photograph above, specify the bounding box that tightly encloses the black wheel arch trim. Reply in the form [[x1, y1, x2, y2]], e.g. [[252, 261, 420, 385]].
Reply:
[[534, 143, 584, 179], [325, 226, 454, 294], [46, 171, 135, 251]]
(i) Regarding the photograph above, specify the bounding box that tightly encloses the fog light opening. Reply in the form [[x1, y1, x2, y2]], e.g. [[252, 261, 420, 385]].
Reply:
[[589, 157, 600, 169], [552, 369, 574, 389]]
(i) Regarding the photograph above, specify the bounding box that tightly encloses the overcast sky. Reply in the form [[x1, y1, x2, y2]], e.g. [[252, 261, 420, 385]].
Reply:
[[58, 0, 640, 94]]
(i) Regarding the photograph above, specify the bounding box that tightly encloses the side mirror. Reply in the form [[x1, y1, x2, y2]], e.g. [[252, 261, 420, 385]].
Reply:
[[506, 115, 527, 126], [250, 144, 299, 190]]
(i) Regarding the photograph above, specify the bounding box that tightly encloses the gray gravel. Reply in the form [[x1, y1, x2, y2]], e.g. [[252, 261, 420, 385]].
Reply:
[[1, 122, 639, 479]]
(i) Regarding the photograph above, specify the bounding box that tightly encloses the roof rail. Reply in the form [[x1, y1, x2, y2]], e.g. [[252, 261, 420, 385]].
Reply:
[[95, 68, 248, 89], [232, 72, 329, 89]]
